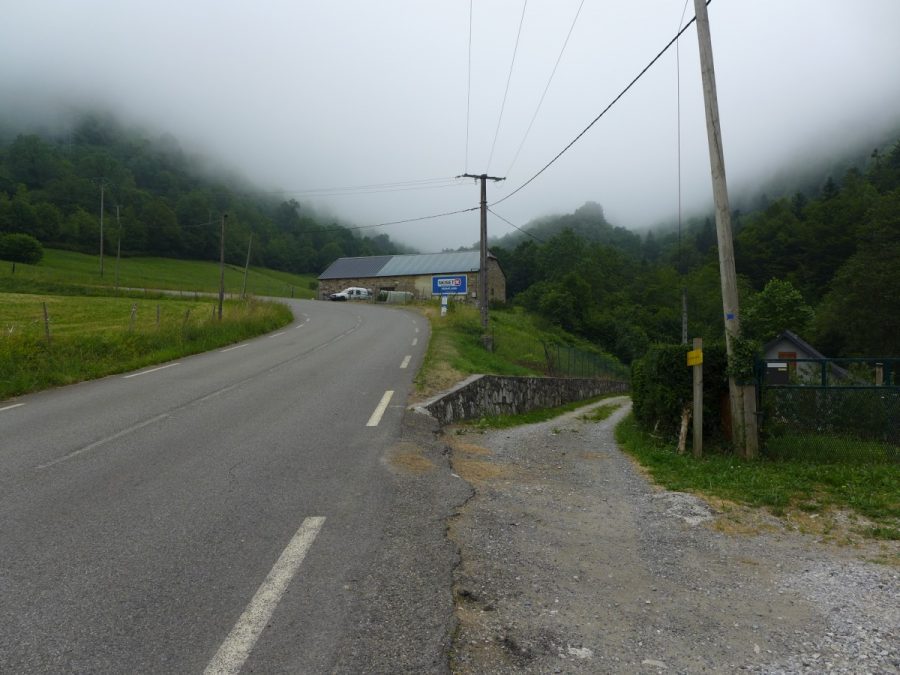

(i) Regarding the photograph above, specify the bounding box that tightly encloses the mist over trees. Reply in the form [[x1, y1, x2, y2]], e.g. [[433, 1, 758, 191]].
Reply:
[[493, 139, 900, 361], [0, 112, 412, 273]]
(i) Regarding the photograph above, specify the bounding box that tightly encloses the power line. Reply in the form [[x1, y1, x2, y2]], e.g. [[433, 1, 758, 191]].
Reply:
[[465, 0, 473, 172], [486, 0, 529, 173], [492, 1, 710, 208], [505, 0, 585, 178], [488, 207, 545, 244], [321, 205, 480, 234]]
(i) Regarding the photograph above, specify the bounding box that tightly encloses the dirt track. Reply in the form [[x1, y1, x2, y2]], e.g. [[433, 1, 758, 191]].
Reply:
[[446, 398, 899, 674]]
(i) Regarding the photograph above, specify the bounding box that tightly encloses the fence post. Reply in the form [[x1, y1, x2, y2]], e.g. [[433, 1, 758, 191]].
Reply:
[[129, 304, 137, 332], [874, 363, 884, 386], [42, 302, 51, 347], [156, 304, 160, 328]]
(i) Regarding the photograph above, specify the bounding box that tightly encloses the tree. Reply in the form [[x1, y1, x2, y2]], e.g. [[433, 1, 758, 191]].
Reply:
[[742, 278, 814, 342], [813, 189, 900, 356], [0, 233, 44, 264]]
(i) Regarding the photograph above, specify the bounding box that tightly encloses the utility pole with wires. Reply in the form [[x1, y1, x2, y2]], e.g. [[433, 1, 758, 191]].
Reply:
[[94, 178, 110, 277], [459, 173, 505, 348], [693, 0, 758, 458], [114, 204, 122, 294], [218, 213, 228, 320]]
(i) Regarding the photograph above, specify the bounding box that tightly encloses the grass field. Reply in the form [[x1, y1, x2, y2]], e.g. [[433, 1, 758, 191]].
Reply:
[[615, 413, 900, 538], [0, 292, 292, 400], [0, 249, 318, 298]]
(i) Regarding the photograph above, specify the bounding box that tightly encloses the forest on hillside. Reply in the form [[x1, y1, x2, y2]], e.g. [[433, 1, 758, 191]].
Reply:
[[492, 141, 900, 361], [0, 112, 411, 273]]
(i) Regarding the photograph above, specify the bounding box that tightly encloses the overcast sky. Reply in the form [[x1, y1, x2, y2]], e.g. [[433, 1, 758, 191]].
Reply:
[[2, 1, 900, 251]]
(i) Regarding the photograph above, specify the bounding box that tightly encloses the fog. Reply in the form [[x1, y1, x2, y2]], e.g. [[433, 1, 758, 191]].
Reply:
[[2, 0, 899, 251]]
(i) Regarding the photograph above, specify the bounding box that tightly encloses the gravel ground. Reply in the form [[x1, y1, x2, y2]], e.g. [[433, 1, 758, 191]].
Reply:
[[446, 398, 899, 674]]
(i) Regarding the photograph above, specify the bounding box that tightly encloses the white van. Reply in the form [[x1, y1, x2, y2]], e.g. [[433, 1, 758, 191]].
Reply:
[[328, 287, 372, 301]]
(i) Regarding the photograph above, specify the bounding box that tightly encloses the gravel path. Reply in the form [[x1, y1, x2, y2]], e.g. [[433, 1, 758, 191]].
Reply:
[[447, 398, 899, 674]]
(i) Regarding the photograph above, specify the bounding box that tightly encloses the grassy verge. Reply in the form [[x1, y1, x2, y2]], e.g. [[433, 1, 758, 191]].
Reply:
[[414, 302, 625, 398], [460, 393, 624, 430], [0, 248, 318, 298], [0, 293, 292, 400], [615, 413, 900, 535]]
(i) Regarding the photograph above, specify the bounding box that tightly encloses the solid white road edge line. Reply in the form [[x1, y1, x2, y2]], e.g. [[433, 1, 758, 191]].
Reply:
[[204, 517, 326, 675], [400, 355, 411, 369], [123, 363, 180, 379], [0, 403, 24, 413], [221, 344, 248, 353], [366, 390, 394, 427], [35, 413, 170, 470]]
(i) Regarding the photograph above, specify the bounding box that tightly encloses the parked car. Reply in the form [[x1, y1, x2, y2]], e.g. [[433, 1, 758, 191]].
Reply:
[[328, 287, 373, 301]]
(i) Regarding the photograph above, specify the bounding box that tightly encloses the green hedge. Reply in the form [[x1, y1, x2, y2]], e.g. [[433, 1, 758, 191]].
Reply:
[[631, 343, 729, 444]]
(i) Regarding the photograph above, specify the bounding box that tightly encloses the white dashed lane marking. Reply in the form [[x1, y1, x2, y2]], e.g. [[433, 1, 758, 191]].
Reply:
[[400, 355, 411, 369], [366, 390, 394, 427]]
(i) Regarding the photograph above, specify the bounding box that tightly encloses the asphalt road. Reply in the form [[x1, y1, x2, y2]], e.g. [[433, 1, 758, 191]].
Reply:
[[0, 299, 462, 674]]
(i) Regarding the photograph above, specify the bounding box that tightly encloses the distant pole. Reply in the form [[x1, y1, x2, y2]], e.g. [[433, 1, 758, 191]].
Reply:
[[459, 172, 504, 344], [241, 234, 253, 300], [114, 204, 122, 294], [693, 0, 757, 458], [218, 213, 227, 320], [99, 181, 106, 277]]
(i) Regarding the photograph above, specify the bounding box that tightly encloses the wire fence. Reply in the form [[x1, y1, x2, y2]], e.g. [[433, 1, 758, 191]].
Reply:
[[757, 358, 899, 463], [542, 342, 629, 380]]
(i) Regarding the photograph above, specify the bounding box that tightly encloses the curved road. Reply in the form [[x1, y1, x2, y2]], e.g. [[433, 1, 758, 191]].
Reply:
[[0, 300, 460, 673]]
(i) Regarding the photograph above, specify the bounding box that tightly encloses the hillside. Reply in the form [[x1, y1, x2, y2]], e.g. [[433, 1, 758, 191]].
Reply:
[[0, 111, 413, 275], [492, 138, 900, 361]]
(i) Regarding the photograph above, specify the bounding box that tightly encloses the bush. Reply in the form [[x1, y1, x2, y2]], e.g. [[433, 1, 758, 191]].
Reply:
[[0, 233, 44, 264], [631, 342, 729, 443]]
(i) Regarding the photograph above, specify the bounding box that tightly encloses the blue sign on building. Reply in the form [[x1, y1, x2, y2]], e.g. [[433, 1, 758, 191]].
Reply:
[[432, 275, 468, 295]]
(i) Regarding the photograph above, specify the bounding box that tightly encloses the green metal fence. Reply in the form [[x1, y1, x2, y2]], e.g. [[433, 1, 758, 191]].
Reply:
[[756, 357, 899, 462], [542, 342, 629, 380]]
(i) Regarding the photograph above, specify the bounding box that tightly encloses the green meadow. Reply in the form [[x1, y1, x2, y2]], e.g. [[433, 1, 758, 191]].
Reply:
[[0, 248, 318, 298]]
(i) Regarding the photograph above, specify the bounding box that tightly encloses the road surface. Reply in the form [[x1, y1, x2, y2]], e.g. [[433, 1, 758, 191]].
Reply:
[[0, 299, 463, 673]]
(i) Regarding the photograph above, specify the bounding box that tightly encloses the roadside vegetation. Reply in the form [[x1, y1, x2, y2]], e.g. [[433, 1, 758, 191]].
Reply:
[[615, 413, 900, 540], [0, 291, 292, 400], [0, 248, 318, 298], [413, 302, 625, 399]]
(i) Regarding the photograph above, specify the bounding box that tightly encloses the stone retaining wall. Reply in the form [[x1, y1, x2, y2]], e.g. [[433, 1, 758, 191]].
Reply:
[[418, 374, 629, 426]]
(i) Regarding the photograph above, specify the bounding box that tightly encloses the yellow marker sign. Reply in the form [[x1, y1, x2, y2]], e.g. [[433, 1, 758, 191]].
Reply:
[[687, 349, 703, 367]]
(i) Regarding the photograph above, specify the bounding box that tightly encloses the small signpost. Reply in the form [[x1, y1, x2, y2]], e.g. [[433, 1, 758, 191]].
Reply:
[[687, 338, 703, 458]]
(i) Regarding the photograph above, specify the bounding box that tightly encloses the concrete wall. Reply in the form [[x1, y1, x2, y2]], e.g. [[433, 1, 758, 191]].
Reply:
[[418, 374, 629, 426]]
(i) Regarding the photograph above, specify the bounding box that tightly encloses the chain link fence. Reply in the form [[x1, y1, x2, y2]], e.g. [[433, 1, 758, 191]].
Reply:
[[542, 342, 629, 380], [757, 358, 899, 463]]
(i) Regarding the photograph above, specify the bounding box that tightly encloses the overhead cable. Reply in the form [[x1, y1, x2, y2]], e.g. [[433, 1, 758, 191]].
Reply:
[[492, 0, 711, 208], [488, 208, 545, 244], [505, 0, 585, 177], [486, 0, 529, 173]]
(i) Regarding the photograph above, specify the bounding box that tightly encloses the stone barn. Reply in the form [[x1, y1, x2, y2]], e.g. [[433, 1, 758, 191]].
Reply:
[[317, 251, 506, 303]]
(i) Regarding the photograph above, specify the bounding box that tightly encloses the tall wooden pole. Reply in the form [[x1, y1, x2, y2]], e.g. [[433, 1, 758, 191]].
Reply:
[[218, 213, 227, 320], [99, 181, 105, 277], [693, 0, 757, 458], [241, 234, 253, 300], [459, 173, 504, 346]]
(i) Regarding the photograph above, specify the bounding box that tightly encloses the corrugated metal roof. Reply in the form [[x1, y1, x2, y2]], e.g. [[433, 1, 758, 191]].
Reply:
[[318, 255, 392, 280], [319, 251, 483, 279], [378, 252, 480, 277]]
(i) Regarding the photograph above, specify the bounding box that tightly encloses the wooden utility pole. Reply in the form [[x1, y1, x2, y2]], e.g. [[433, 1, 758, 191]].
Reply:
[[241, 234, 253, 299], [459, 173, 504, 347], [114, 204, 122, 294], [218, 213, 227, 320], [693, 0, 758, 458], [98, 181, 106, 277]]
